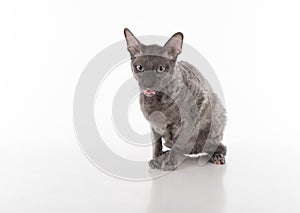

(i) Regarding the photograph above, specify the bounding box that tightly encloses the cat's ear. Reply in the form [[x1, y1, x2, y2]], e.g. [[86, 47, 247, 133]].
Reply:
[[124, 28, 143, 57], [163, 32, 183, 59]]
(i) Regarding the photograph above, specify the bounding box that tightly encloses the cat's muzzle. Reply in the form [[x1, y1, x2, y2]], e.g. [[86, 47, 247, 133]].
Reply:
[[143, 89, 156, 97]]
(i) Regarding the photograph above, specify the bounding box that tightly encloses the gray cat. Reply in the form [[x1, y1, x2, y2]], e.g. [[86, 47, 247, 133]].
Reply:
[[124, 28, 227, 171]]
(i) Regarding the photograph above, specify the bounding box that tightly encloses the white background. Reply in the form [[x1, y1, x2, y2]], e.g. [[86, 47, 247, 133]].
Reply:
[[1, 0, 300, 212]]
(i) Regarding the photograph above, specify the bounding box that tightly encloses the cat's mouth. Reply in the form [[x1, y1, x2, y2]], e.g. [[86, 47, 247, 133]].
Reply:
[[143, 89, 156, 97]]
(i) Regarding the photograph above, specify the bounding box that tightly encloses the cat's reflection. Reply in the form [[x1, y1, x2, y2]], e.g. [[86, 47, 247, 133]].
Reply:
[[147, 156, 226, 213]]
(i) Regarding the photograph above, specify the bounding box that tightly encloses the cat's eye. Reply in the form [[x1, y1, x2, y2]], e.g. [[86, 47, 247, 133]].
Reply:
[[157, 65, 166, 73], [136, 64, 144, 72]]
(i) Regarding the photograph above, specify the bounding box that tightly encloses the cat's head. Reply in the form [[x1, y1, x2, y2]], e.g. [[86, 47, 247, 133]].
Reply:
[[124, 28, 183, 97]]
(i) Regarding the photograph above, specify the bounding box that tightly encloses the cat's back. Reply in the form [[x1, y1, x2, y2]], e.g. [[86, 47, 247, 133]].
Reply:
[[177, 61, 211, 93], [176, 61, 214, 107]]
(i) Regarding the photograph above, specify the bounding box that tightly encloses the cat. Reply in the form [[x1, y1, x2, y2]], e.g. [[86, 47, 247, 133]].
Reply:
[[124, 28, 227, 171]]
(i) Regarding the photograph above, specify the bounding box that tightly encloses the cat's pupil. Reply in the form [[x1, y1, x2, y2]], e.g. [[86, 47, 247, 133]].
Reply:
[[136, 65, 143, 71], [157, 65, 165, 72]]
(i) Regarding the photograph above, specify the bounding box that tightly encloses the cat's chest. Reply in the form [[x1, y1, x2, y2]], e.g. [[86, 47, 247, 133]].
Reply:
[[140, 94, 181, 124]]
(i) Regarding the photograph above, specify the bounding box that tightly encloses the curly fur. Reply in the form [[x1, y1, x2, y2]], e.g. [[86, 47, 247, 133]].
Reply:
[[124, 28, 227, 170]]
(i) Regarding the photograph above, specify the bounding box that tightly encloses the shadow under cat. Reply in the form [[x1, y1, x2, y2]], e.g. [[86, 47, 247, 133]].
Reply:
[[147, 156, 226, 213]]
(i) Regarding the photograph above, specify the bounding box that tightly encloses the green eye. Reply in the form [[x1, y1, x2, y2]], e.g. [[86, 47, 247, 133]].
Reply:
[[136, 64, 144, 72], [157, 65, 165, 73]]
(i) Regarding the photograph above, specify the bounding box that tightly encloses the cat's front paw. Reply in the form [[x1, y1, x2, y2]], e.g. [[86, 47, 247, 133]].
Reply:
[[148, 151, 171, 169], [148, 158, 163, 169], [161, 160, 178, 171], [148, 157, 178, 171]]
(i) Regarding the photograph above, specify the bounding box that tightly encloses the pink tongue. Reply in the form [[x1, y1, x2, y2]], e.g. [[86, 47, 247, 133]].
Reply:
[[145, 90, 154, 94]]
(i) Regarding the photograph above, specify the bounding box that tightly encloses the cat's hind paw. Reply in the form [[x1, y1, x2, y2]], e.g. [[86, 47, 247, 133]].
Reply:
[[209, 153, 226, 165]]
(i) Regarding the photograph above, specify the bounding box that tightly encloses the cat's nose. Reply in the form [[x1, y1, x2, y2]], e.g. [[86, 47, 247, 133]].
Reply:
[[140, 71, 156, 88]]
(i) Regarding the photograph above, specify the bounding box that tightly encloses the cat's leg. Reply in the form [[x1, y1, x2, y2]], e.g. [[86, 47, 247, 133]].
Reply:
[[148, 136, 184, 170], [149, 127, 188, 170], [149, 148, 184, 171], [151, 128, 163, 158], [158, 123, 200, 170], [148, 150, 170, 169], [160, 149, 184, 171], [148, 128, 165, 169], [200, 95, 227, 165]]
